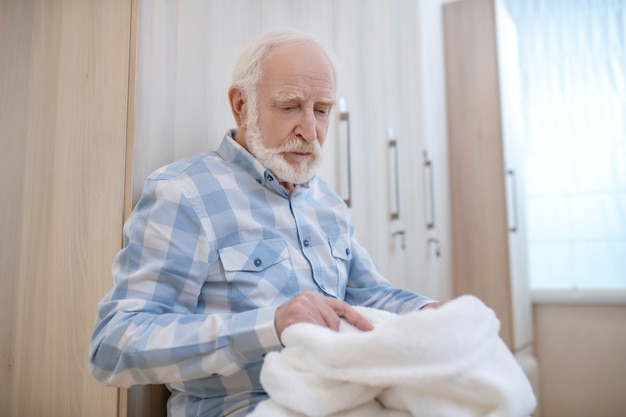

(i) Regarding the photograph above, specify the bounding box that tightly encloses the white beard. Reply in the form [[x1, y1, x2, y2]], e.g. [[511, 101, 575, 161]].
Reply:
[[245, 112, 323, 185]]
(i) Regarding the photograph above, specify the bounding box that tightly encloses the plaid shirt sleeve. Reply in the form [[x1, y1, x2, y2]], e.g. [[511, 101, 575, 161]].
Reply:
[[89, 170, 283, 387]]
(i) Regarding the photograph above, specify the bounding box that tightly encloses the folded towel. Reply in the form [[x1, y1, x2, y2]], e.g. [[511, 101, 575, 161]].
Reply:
[[247, 295, 536, 417]]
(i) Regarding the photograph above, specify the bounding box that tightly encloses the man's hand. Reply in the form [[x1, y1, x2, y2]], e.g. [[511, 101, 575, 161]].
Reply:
[[274, 291, 374, 341]]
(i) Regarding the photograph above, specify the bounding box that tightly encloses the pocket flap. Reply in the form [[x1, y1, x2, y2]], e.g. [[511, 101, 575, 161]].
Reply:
[[218, 238, 289, 272], [329, 233, 353, 261]]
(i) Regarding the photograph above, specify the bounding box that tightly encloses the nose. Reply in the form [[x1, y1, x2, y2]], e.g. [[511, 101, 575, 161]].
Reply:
[[295, 107, 317, 143]]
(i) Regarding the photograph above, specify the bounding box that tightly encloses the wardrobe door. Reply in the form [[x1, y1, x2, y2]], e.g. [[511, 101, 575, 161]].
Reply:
[[0, 0, 133, 416], [444, 0, 533, 353], [383, 0, 433, 294], [444, 0, 514, 348], [330, 0, 393, 281], [332, 0, 439, 293]]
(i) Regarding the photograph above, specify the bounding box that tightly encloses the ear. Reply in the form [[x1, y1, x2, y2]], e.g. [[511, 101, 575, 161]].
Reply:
[[228, 85, 247, 128]]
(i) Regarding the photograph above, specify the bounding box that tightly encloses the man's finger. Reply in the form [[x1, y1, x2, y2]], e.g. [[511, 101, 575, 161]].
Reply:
[[326, 298, 374, 332]]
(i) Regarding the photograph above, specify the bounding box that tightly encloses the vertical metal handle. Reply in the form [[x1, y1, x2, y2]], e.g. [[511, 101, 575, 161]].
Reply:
[[506, 169, 519, 233], [338, 108, 352, 207], [424, 151, 435, 229], [388, 136, 400, 220]]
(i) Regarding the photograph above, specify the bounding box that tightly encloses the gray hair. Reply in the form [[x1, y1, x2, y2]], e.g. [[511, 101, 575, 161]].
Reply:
[[231, 29, 337, 110]]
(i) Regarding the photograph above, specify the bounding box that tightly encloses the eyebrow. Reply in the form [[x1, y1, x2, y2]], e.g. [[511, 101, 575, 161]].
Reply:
[[271, 92, 337, 106], [271, 92, 303, 104], [317, 97, 337, 106]]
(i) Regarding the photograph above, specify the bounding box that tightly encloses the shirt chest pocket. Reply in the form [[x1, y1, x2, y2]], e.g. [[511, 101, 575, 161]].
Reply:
[[329, 233, 353, 263], [218, 238, 293, 285], [322, 233, 352, 298]]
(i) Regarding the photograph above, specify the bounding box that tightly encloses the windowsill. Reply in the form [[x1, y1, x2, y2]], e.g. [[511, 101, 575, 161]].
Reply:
[[532, 290, 626, 305]]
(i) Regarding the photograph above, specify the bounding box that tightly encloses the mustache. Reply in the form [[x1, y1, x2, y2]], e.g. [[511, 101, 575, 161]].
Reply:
[[277, 137, 321, 154]]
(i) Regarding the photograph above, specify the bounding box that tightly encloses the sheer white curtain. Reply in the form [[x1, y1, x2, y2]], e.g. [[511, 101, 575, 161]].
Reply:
[[502, 0, 626, 290]]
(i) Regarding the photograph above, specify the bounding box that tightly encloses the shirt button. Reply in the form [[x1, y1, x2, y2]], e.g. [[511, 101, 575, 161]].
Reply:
[[256, 179, 262, 184], [345, 248, 350, 256], [267, 174, 274, 181], [303, 240, 310, 247], [254, 258, 262, 267]]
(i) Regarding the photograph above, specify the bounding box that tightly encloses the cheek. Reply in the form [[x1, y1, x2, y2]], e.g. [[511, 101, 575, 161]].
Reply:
[[260, 117, 297, 148], [316, 133, 326, 147], [316, 122, 330, 146]]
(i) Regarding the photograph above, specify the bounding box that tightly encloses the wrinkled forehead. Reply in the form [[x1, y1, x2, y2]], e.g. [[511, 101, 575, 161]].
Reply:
[[262, 41, 336, 92]]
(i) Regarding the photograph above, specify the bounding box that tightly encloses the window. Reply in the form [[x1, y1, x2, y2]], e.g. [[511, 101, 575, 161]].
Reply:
[[502, 0, 626, 290]]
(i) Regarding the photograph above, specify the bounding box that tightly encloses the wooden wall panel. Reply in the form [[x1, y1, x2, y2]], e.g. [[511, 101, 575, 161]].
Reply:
[[0, 0, 132, 415], [443, 0, 515, 349], [535, 304, 626, 417]]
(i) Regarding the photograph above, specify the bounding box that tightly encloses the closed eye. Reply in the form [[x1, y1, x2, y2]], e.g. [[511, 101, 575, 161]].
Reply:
[[275, 102, 300, 113], [315, 105, 332, 118]]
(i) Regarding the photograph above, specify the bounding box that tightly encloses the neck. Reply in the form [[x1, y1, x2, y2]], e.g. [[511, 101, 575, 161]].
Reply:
[[281, 181, 296, 194]]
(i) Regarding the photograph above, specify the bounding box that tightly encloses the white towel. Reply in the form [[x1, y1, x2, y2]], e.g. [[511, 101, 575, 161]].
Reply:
[[247, 295, 537, 417]]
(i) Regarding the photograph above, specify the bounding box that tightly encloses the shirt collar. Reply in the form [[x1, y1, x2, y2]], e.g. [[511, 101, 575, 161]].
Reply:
[[217, 129, 314, 195], [217, 129, 267, 184]]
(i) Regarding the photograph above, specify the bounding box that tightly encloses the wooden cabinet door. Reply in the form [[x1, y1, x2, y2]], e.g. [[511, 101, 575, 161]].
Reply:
[[444, 0, 514, 349], [443, 0, 533, 352], [0, 0, 133, 416]]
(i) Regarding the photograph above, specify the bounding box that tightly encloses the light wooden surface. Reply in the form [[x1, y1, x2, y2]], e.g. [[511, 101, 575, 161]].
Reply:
[[535, 303, 626, 417], [443, 0, 515, 349], [0, 0, 132, 415]]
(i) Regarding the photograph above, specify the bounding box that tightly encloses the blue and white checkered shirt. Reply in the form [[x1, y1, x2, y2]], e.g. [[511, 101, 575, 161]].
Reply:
[[89, 130, 433, 417]]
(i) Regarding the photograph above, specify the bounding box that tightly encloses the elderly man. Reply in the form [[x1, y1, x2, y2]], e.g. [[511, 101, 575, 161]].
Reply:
[[89, 29, 440, 417]]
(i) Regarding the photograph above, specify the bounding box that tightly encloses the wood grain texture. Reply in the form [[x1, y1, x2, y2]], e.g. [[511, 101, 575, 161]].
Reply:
[[443, 0, 514, 349], [535, 304, 626, 417], [0, 0, 132, 415]]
